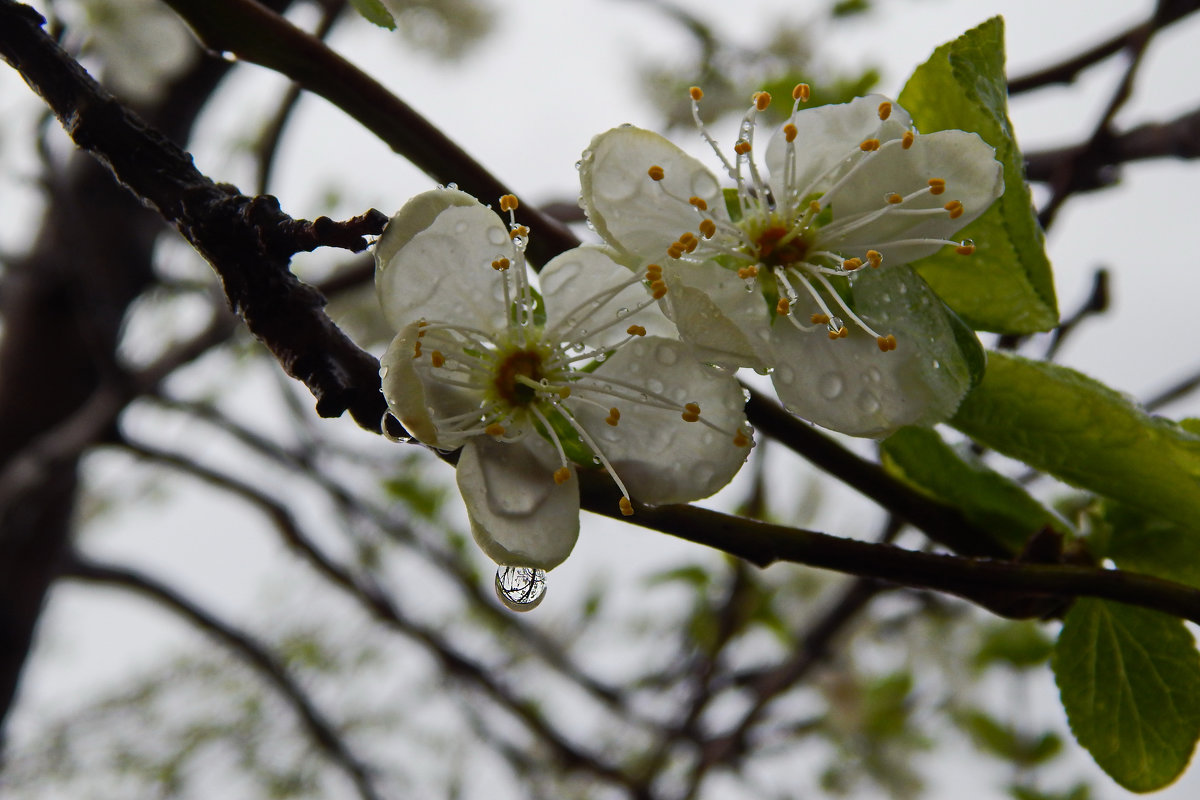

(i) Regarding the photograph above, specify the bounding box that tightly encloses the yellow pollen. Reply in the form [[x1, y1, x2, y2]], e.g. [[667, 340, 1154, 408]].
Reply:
[[682, 239, 698, 254], [877, 334, 898, 352], [485, 423, 506, 436], [877, 101, 892, 120], [411, 341, 422, 358], [734, 140, 752, 155], [491, 257, 510, 271], [509, 225, 528, 240], [927, 178, 946, 195], [944, 200, 964, 219], [859, 138, 880, 152], [754, 91, 771, 111], [498, 194, 519, 212], [866, 250, 883, 268], [667, 245, 684, 259], [838, 327, 848, 338], [558, 386, 571, 399], [902, 131, 915, 149], [776, 297, 790, 315], [809, 200, 822, 214], [956, 243, 976, 256], [698, 219, 717, 238], [793, 83, 810, 102], [619, 497, 634, 516], [811, 313, 830, 325], [886, 193, 903, 205], [689, 196, 708, 211], [737, 265, 759, 279], [842, 257, 864, 271], [647, 165, 665, 181], [651, 280, 668, 299], [645, 263, 662, 278], [733, 430, 750, 448], [605, 407, 621, 426], [784, 123, 798, 143], [430, 350, 445, 368], [679, 232, 698, 245], [554, 466, 571, 485], [681, 402, 701, 423], [626, 324, 647, 336], [689, 86, 704, 101]]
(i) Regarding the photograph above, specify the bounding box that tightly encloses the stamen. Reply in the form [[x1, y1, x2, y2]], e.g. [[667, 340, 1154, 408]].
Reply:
[[841, 257, 864, 271], [650, 280, 668, 299], [619, 497, 634, 516], [753, 91, 772, 111], [877, 101, 892, 120], [927, 178, 946, 195], [738, 265, 759, 279], [605, 407, 621, 426], [956, 241, 976, 255], [509, 225, 529, 240], [498, 194, 519, 212], [431, 350, 445, 368], [689, 196, 708, 211], [558, 386, 571, 399], [681, 402, 701, 422], [811, 313, 830, 325], [647, 165, 665, 182], [866, 250, 883, 268], [485, 423, 506, 436], [944, 200, 964, 219], [734, 140, 752, 156], [901, 131, 915, 149], [491, 257, 510, 270], [626, 324, 647, 336], [699, 219, 717, 238], [792, 83, 810, 102], [777, 297, 791, 315], [689, 86, 704, 101], [784, 123, 798, 143], [828, 327, 848, 340], [554, 466, 571, 485], [859, 138, 881, 152], [733, 428, 751, 448], [877, 334, 898, 352]]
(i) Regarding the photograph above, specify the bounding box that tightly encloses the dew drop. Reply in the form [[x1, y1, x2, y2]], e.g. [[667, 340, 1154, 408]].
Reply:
[[820, 372, 845, 400], [691, 172, 719, 197], [866, 367, 882, 383], [647, 378, 665, 394], [616, 307, 630, 318], [898, 283, 908, 295], [693, 462, 717, 488], [455, 220, 469, 234], [596, 351, 608, 362], [381, 411, 410, 443], [486, 226, 508, 246], [776, 364, 796, 386], [655, 346, 679, 366], [857, 390, 881, 414], [379, 365, 389, 379], [495, 566, 547, 612], [932, 359, 941, 370]]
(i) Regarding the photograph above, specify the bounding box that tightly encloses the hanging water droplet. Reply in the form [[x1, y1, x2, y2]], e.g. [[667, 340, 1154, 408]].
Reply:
[[827, 316, 844, 334], [596, 351, 608, 362], [495, 565, 547, 612], [446, 182, 458, 190], [381, 411, 411, 443], [574, 160, 583, 170], [379, 365, 389, 379]]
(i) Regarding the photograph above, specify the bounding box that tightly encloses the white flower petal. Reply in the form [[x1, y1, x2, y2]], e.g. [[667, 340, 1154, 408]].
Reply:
[[819, 131, 1003, 262], [541, 245, 675, 347], [580, 127, 723, 261], [456, 436, 580, 570], [375, 192, 515, 331], [765, 94, 912, 199], [769, 266, 976, 438], [569, 337, 752, 504], [380, 323, 482, 449], [661, 260, 770, 370]]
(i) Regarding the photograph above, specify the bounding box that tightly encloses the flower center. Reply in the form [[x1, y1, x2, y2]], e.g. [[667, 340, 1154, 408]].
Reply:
[[754, 224, 808, 268], [494, 347, 546, 406]]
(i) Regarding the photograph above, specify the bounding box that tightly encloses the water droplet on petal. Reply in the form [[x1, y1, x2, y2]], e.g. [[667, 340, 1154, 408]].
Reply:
[[932, 359, 941, 370], [495, 565, 547, 612], [455, 221, 469, 234], [379, 365, 389, 378], [486, 226, 508, 246], [820, 372, 845, 400], [691, 172, 719, 197], [857, 390, 881, 414], [446, 182, 458, 190], [866, 367, 881, 383], [655, 346, 678, 366], [776, 364, 795, 386]]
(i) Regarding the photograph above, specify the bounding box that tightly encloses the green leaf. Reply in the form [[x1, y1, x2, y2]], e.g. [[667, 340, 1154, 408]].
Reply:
[[952, 352, 1200, 534], [1053, 599, 1200, 791], [1093, 501, 1200, 589], [881, 426, 1063, 552], [973, 621, 1055, 671], [349, 0, 396, 29], [898, 17, 1058, 333]]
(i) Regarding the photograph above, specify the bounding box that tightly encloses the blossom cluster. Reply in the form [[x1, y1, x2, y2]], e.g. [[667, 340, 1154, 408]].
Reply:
[[374, 87, 1002, 603]]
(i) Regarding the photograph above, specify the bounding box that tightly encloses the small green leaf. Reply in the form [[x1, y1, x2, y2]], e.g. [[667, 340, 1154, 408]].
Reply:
[[973, 621, 1055, 671], [898, 17, 1058, 333], [349, 0, 396, 29], [1094, 501, 1200, 589], [1053, 599, 1200, 791], [881, 426, 1063, 552], [952, 352, 1200, 534]]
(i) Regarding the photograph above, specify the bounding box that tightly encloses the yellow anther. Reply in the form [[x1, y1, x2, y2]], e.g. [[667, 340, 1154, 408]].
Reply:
[[689, 86, 704, 101], [956, 243, 976, 256], [667, 245, 684, 259], [944, 200, 964, 219], [809, 200, 822, 214], [838, 327, 848, 338], [679, 232, 698, 245], [430, 350, 445, 368], [877, 101, 892, 121], [491, 257, 511, 271], [411, 341, 422, 358], [619, 497, 634, 516], [859, 138, 881, 152], [733, 429, 751, 448], [793, 83, 810, 102], [886, 193, 903, 205], [698, 218, 717, 238], [485, 423, 506, 436], [877, 334, 898, 352], [737, 265, 759, 279], [681, 402, 701, 423], [645, 263, 662, 278], [498, 194, 519, 212], [509, 225, 528, 239], [784, 123, 798, 143], [866, 250, 883, 268], [651, 280, 668, 299], [626, 324, 647, 336], [554, 466, 571, 485], [927, 178, 946, 195], [734, 140, 752, 156], [754, 91, 771, 111], [647, 165, 665, 181], [776, 297, 791, 315], [689, 196, 708, 211], [605, 407, 621, 426], [842, 257, 864, 271], [810, 313, 831, 325], [558, 386, 571, 399], [827, 329, 840, 341], [901, 131, 915, 149]]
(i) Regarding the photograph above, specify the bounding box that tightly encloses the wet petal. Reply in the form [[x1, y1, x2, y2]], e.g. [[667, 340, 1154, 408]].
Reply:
[[765, 94, 912, 199], [819, 130, 1003, 263], [456, 436, 580, 570], [380, 323, 482, 450], [661, 260, 770, 370], [770, 265, 977, 438], [541, 245, 675, 348], [580, 126, 723, 261], [569, 337, 753, 504], [375, 190, 514, 332]]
